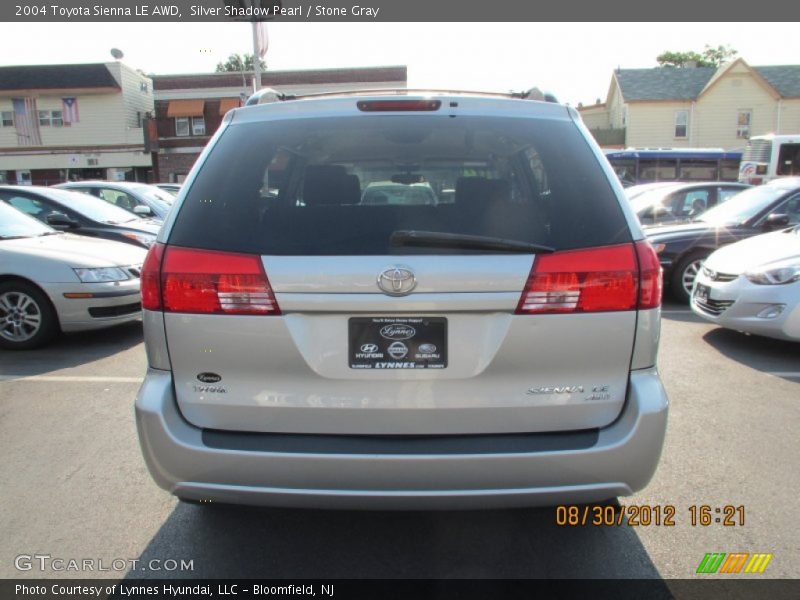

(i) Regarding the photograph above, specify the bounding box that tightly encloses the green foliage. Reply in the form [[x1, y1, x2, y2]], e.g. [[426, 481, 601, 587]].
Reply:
[[656, 45, 738, 68], [215, 53, 267, 73]]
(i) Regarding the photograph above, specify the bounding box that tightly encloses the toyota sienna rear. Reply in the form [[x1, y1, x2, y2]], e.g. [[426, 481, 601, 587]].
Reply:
[[135, 91, 668, 509]]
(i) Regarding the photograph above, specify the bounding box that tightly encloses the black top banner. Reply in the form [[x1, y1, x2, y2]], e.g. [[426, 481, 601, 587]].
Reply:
[[2, 0, 799, 21]]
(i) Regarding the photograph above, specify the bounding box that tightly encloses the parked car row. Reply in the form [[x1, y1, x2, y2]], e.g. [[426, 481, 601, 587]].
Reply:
[[643, 178, 800, 303], [0, 181, 181, 349], [0, 202, 146, 349]]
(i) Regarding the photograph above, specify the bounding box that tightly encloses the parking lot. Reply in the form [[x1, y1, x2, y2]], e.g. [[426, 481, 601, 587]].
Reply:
[[1, 301, 798, 580]]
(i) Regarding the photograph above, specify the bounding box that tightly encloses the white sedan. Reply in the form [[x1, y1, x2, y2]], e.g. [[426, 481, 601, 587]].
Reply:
[[691, 225, 800, 341], [0, 202, 146, 349]]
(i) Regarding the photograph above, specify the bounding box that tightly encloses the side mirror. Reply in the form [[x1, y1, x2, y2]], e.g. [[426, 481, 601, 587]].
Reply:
[[133, 205, 152, 216], [45, 211, 78, 229], [763, 213, 790, 231]]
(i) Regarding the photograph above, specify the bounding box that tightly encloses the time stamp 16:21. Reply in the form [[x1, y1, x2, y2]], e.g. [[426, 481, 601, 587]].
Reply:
[[555, 505, 746, 527]]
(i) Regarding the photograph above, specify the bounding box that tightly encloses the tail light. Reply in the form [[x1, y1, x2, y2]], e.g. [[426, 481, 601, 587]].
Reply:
[[140, 243, 164, 311], [515, 242, 661, 314], [140, 244, 281, 315], [635, 240, 662, 310]]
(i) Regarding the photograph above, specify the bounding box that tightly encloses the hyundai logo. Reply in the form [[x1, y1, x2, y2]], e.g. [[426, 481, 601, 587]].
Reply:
[[360, 343, 379, 353], [377, 266, 417, 296]]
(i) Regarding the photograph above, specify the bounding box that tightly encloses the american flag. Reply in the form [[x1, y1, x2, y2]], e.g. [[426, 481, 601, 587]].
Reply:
[[62, 97, 80, 124], [12, 98, 42, 146]]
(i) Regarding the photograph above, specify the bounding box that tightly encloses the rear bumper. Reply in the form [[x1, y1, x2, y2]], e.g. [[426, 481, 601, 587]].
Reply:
[[135, 368, 668, 509]]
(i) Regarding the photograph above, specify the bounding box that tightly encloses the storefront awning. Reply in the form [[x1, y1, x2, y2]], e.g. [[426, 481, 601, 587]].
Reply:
[[219, 98, 241, 115], [166, 99, 205, 118]]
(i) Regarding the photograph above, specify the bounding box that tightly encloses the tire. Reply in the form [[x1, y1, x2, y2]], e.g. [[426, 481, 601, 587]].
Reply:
[[670, 252, 708, 304], [0, 281, 59, 350]]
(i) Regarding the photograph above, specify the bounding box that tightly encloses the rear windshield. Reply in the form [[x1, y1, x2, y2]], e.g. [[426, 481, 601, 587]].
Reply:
[[169, 115, 630, 254]]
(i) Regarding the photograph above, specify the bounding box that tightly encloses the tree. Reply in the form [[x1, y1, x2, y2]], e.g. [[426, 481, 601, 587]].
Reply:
[[215, 53, 266, 73], [656, 45, 737, 68]]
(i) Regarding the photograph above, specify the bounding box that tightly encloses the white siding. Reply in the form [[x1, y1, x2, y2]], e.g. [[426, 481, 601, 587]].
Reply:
[[107, 62, 154, 129], [693, 65, 778, 149], [608, 84, 625, 129], [778, 99, 800, 133], [626, 101, 693, 148], [577, 105, 610, 129]]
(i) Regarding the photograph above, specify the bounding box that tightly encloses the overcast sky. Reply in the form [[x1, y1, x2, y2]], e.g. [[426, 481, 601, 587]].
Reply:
[[1, 22, 799, 105]]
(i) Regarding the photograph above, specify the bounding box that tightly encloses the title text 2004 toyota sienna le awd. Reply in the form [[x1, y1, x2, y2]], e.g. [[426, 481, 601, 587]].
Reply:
[[135, 91, 668, 509]]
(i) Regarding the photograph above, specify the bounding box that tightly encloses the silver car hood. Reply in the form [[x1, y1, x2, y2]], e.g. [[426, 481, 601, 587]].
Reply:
[[704, 228, 800, 274], [2, 233, 147, 268]]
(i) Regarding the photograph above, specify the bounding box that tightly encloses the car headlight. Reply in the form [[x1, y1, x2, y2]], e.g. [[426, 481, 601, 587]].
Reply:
[[73, 267, 130, 283], [744, 262, 800, 285], [121, 232, 156, 247]]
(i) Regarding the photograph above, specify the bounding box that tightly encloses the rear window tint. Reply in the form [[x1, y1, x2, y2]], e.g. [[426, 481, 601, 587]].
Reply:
[[169, 115, 630, 255]]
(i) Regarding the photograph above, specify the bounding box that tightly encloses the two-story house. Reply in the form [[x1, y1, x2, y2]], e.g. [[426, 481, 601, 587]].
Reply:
[[580, 58, 800, 150], [151, 65, 407, 183], [0, 62, 154, 185]]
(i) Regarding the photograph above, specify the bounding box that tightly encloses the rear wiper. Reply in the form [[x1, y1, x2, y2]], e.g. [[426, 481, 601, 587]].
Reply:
[[390, 230, 555, 253]]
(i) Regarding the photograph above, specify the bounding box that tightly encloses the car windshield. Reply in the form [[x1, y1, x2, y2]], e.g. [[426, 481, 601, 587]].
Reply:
[[625, 182, 676, 201], [695, 185, 784, 226], [46, 188, 140, 224], [629, 187, 681, 213], [132, 185, 175, 209], [0, 202, 56, 238], [362, 183, 438, 205]]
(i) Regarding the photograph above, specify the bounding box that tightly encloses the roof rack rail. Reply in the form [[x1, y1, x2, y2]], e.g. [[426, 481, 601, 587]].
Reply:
[[245, 87, 560, 106]]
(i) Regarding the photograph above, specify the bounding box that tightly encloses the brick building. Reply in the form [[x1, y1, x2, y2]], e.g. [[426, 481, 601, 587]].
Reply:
[[151, 66, 407, 183]]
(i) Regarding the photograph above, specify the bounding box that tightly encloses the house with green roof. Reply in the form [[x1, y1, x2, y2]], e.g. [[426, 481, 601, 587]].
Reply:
[[579, 58, 800, 150]]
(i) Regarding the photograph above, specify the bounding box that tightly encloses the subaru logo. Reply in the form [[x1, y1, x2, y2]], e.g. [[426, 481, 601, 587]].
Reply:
[[377, 266, 417, 296]]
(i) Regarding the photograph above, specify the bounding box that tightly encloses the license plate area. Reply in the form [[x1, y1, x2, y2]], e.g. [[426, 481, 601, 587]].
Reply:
[[349, 317, 447, 369]]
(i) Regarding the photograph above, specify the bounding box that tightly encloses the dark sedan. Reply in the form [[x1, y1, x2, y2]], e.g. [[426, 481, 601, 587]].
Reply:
[[631, 182, 750, 227], [647, 178, 800, 302], [0, 186, 160, 249]]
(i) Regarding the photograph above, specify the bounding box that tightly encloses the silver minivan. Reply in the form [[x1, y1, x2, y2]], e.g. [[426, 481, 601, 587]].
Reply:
[[135, 91, 668, 509]]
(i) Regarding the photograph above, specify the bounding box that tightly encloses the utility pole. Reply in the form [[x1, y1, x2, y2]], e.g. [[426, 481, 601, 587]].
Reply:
[[251, 20, 261, 92]]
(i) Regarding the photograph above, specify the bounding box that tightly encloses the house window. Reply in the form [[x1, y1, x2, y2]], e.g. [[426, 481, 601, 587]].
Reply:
[[176, 116, 206, 137], [37, 110, 63, 127], [737, 110, 752, 139], [1, 111, 13, 127], [191, 116, 206, 136], [674, 110, 688, 139], [175, 117, 190, 137]]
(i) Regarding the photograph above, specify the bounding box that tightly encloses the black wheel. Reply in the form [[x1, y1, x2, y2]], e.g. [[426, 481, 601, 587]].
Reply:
[[670, 252, 708, 304], [0, 281, 59, 350]]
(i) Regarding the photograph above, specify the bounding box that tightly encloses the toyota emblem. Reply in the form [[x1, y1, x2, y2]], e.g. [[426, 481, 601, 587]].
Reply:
[[377, 267, 417, 296]]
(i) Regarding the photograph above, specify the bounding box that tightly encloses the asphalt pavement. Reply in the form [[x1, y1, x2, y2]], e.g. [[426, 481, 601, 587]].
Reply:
[[1, 303, 798, 579]]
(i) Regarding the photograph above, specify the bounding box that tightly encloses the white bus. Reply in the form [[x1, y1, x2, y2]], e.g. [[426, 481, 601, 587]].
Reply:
[[738, 134, 800, 184]]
